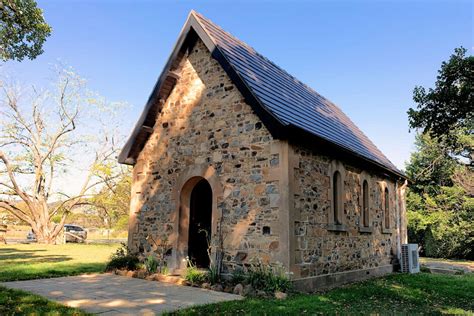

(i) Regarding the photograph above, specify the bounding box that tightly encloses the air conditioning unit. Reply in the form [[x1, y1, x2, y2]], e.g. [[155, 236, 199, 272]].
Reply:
[[401, 244, 420, 273]]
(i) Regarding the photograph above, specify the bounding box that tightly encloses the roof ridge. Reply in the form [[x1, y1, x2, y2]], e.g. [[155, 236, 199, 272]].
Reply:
[[192, 11, 318, 98]]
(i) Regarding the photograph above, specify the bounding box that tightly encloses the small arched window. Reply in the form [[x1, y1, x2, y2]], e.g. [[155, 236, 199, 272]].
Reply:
[[384, 187, 390, 229], [362, 180, 369, 227], [333, 171, 341, 225]]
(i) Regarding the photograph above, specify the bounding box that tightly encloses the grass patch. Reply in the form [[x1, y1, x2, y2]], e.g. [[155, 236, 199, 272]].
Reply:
[[169, 273, 474, 315], [0, 286, 89, 316], [0, 243, 119, 282]]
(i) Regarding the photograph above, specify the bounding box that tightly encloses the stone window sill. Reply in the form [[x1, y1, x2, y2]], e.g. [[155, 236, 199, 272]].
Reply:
[[382, 227, 392, 234], [358, 226, 373, 233], [327, 223, 347, 232]]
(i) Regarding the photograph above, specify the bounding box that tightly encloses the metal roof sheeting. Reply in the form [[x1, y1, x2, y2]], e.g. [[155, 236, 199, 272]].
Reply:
[[192, 11, 401, 175]]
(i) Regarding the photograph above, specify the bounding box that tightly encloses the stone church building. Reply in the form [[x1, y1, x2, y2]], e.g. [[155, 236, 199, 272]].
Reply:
[[119, 11, 408, 290]]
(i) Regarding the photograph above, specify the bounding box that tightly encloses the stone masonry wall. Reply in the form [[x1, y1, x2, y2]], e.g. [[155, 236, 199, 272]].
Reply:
[[129, 39, 282, 272], [292, 144, 399, 278]]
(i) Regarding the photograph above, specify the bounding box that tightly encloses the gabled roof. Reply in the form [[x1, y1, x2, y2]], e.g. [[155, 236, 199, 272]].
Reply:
[[119, 10, 405, 179]]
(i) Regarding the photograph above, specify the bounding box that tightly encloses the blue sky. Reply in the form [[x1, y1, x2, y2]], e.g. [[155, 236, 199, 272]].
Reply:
[[4, 0, 473, 170]]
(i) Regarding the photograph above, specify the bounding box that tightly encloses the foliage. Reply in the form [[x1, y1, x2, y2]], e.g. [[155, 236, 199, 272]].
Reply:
[[144, 255, 159, 274], [145, 234, 171, 274], [0, 67, 127, 244], [405, 133, 473, 259], [230, 267, 245, 285], [0, 243, 119, 282], [405, 133, 457, 194], [207, 265, 220, 285], [169, 273, 474, 315], [0, 0, 52, 61], [407, 47, 473, 166], [407, 185, 474, 259], [406, 48, 473, 260], [105, 243, 139, 271], [184, 257, 207, 285], [0, 286, 89, 316], [243, 259, 292, 293], [90, 171, 131, 232]]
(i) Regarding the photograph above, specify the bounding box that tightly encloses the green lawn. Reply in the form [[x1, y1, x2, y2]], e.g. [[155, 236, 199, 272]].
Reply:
[[0, 243, 118, 315], [0, 286, 89, 316], [1, 244, 473, 315], [0, 243, 119, 282], [170, 273, 474, 315]]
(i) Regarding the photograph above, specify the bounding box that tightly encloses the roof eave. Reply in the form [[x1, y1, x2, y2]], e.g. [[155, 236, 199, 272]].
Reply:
[[286, 124, 408, 181]]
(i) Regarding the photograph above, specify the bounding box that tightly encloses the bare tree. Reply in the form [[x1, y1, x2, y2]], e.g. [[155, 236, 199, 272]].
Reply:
[[0, 67, 126, 244]]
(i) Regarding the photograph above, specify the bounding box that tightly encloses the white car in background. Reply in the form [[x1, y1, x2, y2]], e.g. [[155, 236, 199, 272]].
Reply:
[[64, 224, 87, 243]]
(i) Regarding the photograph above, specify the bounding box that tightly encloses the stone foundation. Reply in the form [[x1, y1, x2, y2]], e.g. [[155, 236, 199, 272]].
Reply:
[[293, 264, 394, 292]]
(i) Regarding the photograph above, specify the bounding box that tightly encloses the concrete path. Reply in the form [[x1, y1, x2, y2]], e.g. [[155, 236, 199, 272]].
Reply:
[[2, 273, 242, 315], [420, 258, 474, 274]]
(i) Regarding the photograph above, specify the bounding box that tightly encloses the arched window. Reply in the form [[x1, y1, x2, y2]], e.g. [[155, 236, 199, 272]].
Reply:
[[333, 171, 341, 225], [362, 180, 369, 227], [384, 187, 390, 229]]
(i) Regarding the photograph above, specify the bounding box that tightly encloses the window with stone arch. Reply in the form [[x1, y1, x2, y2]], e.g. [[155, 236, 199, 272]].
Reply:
[[333, 171, 342, 225], [384, 187, 390, 229], [359, 172, 372, 233], [362, 180, 369, 227], [328, 161, 346, 231]]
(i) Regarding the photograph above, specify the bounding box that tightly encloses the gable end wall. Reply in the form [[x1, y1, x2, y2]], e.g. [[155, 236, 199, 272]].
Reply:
[[128, 39, 289, 272]]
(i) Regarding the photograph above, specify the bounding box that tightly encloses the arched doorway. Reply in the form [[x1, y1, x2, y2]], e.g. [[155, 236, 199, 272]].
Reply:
[[188, 178, 212, 268]]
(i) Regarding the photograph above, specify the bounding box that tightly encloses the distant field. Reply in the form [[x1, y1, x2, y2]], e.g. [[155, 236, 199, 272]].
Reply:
[[0, 243, 119, 282], [3, 224, 127, 242]]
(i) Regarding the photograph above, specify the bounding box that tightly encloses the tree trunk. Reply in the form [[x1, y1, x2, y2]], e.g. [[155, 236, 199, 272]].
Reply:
[[32, 223, 61, 244], [29, 204, 63, 244]]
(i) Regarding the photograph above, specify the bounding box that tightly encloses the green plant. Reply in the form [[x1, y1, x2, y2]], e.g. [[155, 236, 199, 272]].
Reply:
[[146, 234, 172, 274], [230, 268, 245, 285], [105, 243, 139, 271], [244, 259, 292, 293], [184, 257, 207, 285], [145, 255, 159, 274], [207, 265, 220, 285]]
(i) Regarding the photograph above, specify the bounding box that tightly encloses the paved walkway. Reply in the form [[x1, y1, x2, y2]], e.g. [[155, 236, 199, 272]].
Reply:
[[420, 258, 474, 274], [3, 273, 242, 315]]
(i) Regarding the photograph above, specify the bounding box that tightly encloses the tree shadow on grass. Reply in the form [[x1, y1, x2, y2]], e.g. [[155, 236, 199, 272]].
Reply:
[[0, 262, 107, 282], [0, 286, 87, 316], [0, 248, 72, 265]]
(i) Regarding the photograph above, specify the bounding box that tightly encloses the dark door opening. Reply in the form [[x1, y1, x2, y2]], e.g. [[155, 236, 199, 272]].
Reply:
[[188, 178, 212, 268]]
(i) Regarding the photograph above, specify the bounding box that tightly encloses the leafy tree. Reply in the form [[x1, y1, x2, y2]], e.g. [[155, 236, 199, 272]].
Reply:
[[407, 47, 473, 166], [0, 0, 52, 61], [407, 184, 473, 259], [406, 47, 474, 259], [91, 171, 131, 232], [406, 133, 473, 260], [0, 67, 126, 243], [405, 133, 457, 194]]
